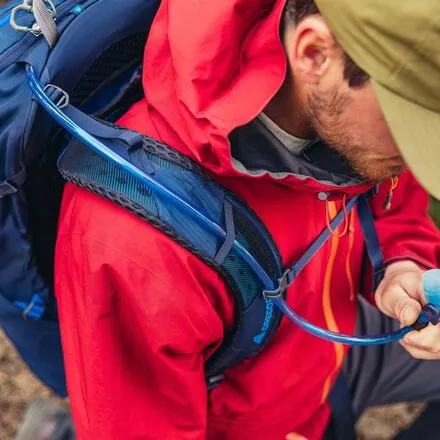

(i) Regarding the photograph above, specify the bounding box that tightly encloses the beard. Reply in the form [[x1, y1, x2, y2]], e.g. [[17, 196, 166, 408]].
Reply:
[[305, 86, 407, 183]]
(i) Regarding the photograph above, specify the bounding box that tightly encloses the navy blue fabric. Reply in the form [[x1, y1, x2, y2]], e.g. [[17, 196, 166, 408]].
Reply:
[[0, 0, 160, 394], [357, 194, 385, 291], [63, 103, 143, 147], [205, 296, 277, 376]]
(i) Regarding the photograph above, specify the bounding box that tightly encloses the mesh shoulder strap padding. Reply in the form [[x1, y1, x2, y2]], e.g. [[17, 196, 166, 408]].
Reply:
[[58, 128, 285, 382]]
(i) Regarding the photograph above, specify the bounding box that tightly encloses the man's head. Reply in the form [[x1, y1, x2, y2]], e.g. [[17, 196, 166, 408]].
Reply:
[[270, 0, 406, 183]]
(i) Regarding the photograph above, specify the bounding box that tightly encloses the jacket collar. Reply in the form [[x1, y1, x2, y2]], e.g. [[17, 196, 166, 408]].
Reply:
[[230, 117, 363, 188]]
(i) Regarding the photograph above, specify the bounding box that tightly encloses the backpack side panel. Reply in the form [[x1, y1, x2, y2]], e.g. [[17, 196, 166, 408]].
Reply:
[[0, 0, 159, 394]]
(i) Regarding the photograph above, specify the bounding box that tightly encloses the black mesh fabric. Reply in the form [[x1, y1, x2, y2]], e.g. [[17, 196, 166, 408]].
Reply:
[[221, 250, 261, 309], [214, 192, 281, 308], [139, 138, 197, 171], [70, 33, 147, 108], [233, 209, 279, 281]]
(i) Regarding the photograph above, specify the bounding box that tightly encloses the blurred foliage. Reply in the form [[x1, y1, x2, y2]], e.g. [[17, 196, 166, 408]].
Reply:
[[430, 198, 440, 228]]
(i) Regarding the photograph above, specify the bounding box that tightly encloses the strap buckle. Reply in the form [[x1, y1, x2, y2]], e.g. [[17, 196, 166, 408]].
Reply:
[[43, 84, 69, 109], [263, 269, 296, 300]]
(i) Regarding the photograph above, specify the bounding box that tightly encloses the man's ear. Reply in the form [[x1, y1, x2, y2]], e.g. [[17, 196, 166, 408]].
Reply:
[[286, 16, 339, 85]]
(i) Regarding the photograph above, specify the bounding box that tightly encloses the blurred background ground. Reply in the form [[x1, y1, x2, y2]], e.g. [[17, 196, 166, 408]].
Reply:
[[1, 201, 439, 439], [0, 331, 54, 440], [0, 329, 427, 440]]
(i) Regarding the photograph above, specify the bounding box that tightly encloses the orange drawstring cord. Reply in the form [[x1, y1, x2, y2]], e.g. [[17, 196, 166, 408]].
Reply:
[[383, 176, 399, 210], [325, 194, 349, 238]]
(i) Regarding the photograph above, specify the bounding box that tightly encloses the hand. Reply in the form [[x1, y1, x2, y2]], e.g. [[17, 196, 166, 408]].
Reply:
[[375, 261, 440, 359], [285, 434, 308, 440]]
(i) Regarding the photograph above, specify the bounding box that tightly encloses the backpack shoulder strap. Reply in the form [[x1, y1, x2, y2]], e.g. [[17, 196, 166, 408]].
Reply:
[[56, 104, 285, 385], [263, 191, 385, 303]]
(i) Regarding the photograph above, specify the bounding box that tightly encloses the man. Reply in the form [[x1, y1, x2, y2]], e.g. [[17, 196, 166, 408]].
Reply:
[[55, 0, 440, 439]]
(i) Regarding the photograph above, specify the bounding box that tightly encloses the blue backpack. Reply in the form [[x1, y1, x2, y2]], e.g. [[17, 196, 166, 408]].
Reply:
[[0, 0, 287, 396], [0, 0, 385, 405]]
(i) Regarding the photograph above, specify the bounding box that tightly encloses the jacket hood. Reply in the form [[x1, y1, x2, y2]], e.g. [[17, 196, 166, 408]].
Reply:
[[123, 0, 372, 195]]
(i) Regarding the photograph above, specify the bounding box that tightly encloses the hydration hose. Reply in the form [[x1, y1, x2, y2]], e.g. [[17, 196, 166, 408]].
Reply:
[[273, 298, 440, 346], [258, 269, 440, 345]]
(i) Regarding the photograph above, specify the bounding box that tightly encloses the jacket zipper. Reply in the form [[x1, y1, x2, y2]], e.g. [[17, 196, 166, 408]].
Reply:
[[320, 200, 345, 404]]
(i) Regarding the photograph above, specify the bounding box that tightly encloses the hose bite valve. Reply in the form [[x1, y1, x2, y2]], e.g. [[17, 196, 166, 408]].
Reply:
[[412, 269, 440, 331], [412, 303, 440, 331]]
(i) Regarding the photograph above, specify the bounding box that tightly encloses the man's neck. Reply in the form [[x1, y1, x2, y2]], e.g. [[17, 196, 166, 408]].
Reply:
[[263, 78, 314, 140]]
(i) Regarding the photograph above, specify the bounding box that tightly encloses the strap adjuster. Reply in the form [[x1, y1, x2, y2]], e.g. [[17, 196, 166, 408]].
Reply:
[[263, 269, 296, 300], [14, 294, 46, 320], [43, 84, 69, 109], [0, 180, 18, 198], [0, 169, 26, 199]]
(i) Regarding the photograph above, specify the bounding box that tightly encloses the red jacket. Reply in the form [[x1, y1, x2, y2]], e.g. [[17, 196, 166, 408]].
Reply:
[[55, 1, 440, 439]]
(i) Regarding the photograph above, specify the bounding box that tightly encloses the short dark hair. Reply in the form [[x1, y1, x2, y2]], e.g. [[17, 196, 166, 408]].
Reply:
[[284, 0, 369, 88]]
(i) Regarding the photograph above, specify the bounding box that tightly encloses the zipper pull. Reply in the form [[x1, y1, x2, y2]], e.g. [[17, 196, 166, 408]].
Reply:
[[383, 177, 399, 210]]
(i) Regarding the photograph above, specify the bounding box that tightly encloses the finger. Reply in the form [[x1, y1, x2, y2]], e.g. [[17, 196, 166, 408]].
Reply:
[[376, 285, 422, 325], [400, 340, 440, 360], [285, 434, 308, 440], [402, 325, 440, 354]]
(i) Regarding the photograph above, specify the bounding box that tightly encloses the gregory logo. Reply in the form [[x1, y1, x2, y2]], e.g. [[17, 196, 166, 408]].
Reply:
[[253, 299, 274, 345]]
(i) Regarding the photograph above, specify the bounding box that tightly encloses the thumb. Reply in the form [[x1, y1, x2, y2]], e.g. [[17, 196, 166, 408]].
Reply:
[[377, 285, 422, 326], [399, 298, 422, 326], [286, 434, 308, 440]]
